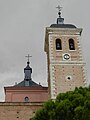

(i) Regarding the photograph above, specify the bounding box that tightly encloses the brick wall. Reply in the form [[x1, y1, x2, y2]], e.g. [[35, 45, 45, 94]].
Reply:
[[0, 102, 43, 120]]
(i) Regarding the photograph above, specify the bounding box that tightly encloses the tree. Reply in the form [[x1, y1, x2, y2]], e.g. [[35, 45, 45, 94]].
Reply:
[[30, 85, 90, 120]]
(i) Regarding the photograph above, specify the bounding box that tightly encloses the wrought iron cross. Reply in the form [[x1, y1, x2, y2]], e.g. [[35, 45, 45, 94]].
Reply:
[[25, 54, 32, 62], [56, 5, 62, 12], [56, 5, 62, 17]]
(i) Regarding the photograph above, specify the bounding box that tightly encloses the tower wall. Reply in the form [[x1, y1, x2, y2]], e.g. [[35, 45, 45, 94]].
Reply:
[[45, 28, 87, 99]]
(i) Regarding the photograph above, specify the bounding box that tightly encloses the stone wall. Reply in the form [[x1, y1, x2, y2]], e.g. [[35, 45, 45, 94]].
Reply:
[[0, 102, 43, 120]]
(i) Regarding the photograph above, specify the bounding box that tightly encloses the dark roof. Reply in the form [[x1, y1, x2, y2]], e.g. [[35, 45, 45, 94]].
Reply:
[[14, 80, 42, 87], [50, 24, 76, 28], [24, 64, 32, 70]]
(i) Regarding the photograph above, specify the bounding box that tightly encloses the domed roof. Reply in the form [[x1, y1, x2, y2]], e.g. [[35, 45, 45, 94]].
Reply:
[[14, 80, 42, 87], [24, 62, 32, 70]]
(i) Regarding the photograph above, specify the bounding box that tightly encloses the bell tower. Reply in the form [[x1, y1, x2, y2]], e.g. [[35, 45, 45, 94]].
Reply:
[[44, 6, 87, 100]]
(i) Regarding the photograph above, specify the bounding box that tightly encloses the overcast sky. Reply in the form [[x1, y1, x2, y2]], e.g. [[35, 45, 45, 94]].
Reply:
[[0, 0, 90, 101]]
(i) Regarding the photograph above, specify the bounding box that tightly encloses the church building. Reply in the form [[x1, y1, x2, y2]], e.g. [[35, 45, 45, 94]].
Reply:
[[44, 5, 87, 100], [4, 54, 48, 102], [0, 6, 87, 120]]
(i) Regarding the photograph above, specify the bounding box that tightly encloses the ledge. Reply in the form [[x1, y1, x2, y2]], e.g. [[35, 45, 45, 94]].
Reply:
[[0, 102, 44, 106]]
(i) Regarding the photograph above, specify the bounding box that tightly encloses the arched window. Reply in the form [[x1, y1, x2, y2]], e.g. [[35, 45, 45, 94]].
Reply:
[[24, 96, 29, 102], [69, 39, 75, 50], [56, 39, 62, 50]]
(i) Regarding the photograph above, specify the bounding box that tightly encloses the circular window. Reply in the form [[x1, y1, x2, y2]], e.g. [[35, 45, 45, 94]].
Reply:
[[66, 76, 72, 81], [24, 97, 29, 102]]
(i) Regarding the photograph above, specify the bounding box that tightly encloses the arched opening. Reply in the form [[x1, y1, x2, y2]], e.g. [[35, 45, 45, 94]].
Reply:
[[56, 39, 62, 50], [24, 96, 29, 102], [69, 39, 75, 50]]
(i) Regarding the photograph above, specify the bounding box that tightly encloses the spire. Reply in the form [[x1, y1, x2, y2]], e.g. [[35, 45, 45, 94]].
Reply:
[[56, 5, 64, 24], [24, 54, 32, 84]]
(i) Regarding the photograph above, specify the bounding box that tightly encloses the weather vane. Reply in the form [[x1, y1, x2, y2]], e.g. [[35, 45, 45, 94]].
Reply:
[[56, 5, 62, 18], [25, 54, 32, 62]]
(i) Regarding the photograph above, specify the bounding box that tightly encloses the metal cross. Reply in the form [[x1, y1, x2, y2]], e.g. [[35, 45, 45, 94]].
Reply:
[[56, 5, 62, 12], [25, 54, 32, 62]]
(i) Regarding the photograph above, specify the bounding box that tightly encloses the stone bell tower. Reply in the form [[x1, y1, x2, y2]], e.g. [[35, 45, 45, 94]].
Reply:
[[44, 6, 87, 100]]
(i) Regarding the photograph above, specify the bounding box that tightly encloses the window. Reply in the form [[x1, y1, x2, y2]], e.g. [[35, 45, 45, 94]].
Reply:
[[69, 39, 75, 50], [24, 96, 29, 102], [56, 39, 62, 50], [66, 76, 72, 81]]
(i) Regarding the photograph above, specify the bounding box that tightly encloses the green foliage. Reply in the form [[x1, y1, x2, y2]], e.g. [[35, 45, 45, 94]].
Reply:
[[30, 86, 90, 120]]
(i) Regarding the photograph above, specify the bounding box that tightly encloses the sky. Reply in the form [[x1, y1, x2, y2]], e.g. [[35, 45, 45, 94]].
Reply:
[[0, 0, 90, 101]]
